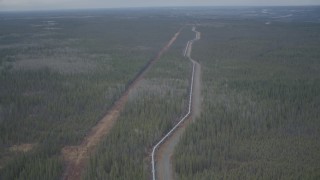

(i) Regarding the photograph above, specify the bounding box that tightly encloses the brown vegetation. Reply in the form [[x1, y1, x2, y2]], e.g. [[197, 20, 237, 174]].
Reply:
[[61, 30, 181, 180]]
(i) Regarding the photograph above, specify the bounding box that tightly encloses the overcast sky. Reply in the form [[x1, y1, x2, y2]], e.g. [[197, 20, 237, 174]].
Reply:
[[1, 0, 320, 11]]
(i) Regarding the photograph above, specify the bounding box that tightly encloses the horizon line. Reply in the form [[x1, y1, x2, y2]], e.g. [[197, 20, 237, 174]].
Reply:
[[1, 4, 320, 13]]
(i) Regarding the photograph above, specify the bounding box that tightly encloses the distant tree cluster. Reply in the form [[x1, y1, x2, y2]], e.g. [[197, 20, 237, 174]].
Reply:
[[0, 12, 183, 179], [174, 21, 320, 179]]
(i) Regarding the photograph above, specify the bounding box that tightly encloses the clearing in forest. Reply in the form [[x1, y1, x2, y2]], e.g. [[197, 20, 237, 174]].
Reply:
[[154, 27, 202, 180], [62, 30, 181, 180]]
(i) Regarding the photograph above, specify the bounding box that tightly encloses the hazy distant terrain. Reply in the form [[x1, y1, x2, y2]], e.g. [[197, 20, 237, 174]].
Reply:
[[0, 6, 319, 180]]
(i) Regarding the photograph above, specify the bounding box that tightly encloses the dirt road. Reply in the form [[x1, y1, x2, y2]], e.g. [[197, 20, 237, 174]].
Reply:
[[154, 27, 201, 180], [61, 30, 181, 180]]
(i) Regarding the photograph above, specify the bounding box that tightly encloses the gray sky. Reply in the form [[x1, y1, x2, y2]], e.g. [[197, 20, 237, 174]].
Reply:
[[1, 0, 320, 11]]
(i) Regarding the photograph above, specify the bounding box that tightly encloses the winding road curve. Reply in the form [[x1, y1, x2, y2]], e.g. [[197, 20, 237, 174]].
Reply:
[[151, 27, 201, 180]]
